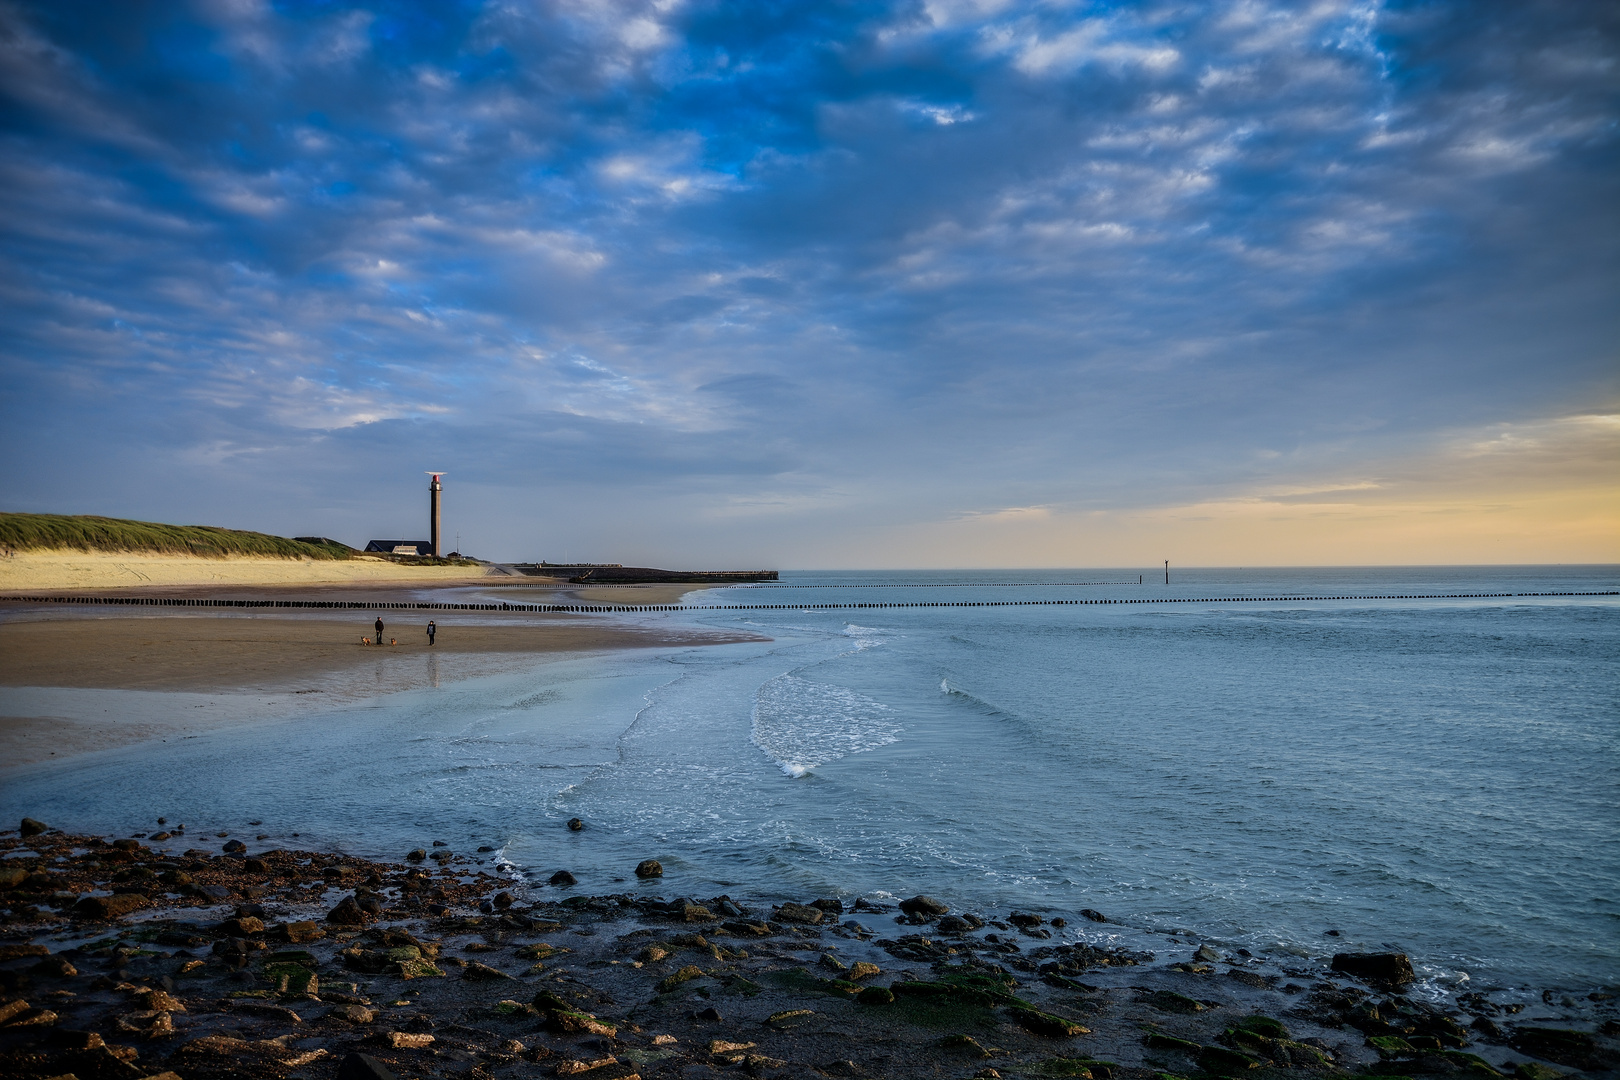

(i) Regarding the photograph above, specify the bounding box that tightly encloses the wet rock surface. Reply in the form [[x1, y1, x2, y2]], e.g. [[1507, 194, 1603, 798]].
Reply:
[[1, 830, 1616, 1080]]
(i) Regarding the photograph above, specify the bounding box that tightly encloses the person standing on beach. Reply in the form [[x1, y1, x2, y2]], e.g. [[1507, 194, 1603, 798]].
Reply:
[[374, 616, 384, 645], [427, 620, 436, 646]]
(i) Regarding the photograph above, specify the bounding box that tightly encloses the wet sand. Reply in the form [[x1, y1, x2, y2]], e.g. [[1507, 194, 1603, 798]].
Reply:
[[0, 614, 765, 771]]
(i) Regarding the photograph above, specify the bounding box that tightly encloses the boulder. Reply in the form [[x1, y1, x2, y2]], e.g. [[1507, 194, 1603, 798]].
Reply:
[[635, 859, 664, 878], [463, 961, 514, 981], [1008, 912, 1044, 928], [19, 817, 47, 838], [338, 1051, 398, 1080], [899, 895, 949, 917], [218, 916, 264, 937], [283, 920, 324, 944], [222, 839, 247, 854], [405, 849, 426, 862], [567, 818, 585, 831], [549, 870, 577, 887], [73, 893, 149, 920], [774, 902, 824, 925], [1079, 909, 1107, 922], [326, 896, 368, 925], [1511, 1028, 1597, 1069], [1331, 952, 1415, 986]]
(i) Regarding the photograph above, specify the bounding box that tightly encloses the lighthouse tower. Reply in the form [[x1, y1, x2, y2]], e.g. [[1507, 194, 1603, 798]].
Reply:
[[427, 472, 444, 557]]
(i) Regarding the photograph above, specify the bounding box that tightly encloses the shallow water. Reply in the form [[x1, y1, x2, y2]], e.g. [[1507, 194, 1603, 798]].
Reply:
[[3, 565, 1616, 993]]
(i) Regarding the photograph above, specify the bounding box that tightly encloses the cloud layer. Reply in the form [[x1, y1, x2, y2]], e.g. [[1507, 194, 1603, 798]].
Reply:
[[1, 0, 1615, 564]]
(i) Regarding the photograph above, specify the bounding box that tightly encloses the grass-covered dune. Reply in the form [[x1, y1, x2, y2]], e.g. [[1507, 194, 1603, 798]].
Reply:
[[0, 512, 354, 560]]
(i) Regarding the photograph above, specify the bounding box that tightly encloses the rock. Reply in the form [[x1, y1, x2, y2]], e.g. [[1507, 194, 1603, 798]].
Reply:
[[19, 817, 47, 837], [219, 916, 265, 936], [429, 850, 453, 863], [899, 895, 949, 917], [0, 944, 49, 961], [72, 893, 149, 920], [386, 1031, 435, 1049], [0, 867, 26, 889], [549, 870, 577, 887], [1138, 990, 1206, 1014], [326, 896, 368, 925], [115, 1010, 174, 1038], [135, 990, 185, 1013], [1331, 952, 1416, 986], [721, 920, 771, 937], [1199, 1045, 1264, 1074], [818, 953, 847, 972], [857, 986, 895, 1005], [941, 1034, 993, 1058], [1079, 909, 1107, 922], [338, 1051, 398, 1080], [1008, 912, 1044, 928], [462, 961, 514, 981], [1511, 1028, 1597, 1069], [635, 859, 664, 878], [694, 1006, 723, 1021], [0, 999, 31, 1025], [1194, 945, 1222, 963], [492, 891, 514, 909], [848, 961, 882, 981], [709, 1040, 757, 1054], [1007, 1006, 1089, 1037], [31, 955, 76, 978], [811, 897, 845, 914], [937, 915, 970, 933], [567, 818, 585, 831], [333, 1005, 377, 1024], [656, 964, 705, 993], [112, 838, 141, 851], [405, 849, 426, 862], [1145, 1033, 1202, 1052], [283, 920, 324, 944], [774, 902, 824, 925], [639, 943, 672, 963], [1515, 1065, 1564, 1080], [222, 839, 247, 854]]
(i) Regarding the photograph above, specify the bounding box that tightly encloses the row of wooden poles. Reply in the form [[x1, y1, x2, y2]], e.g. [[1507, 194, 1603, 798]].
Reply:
[[1, 590, 1613, 614]]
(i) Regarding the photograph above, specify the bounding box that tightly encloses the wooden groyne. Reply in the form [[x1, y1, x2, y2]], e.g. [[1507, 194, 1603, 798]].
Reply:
[[1, 590, 1611, 615]]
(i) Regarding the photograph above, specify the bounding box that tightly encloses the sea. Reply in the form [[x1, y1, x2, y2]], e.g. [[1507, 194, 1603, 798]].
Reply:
[[3, 565, 1616, 999]]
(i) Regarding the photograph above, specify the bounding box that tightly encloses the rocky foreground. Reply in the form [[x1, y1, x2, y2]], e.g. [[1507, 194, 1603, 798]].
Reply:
[[1, 822, 1615, 1080]]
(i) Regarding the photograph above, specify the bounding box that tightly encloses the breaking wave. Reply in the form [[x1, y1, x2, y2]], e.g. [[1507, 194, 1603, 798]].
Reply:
[[751, 673, 901, 778]]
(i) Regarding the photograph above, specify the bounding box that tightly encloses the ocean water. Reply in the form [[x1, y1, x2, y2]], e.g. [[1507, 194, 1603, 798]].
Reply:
[[3, 566, 1616, 995]]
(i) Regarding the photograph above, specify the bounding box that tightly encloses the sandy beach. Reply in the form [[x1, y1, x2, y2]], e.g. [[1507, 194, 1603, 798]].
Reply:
[[0, 550, 504, 592]]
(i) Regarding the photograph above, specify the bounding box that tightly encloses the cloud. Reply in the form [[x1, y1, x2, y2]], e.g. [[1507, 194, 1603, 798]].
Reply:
[[0, 0, 1614, 563]]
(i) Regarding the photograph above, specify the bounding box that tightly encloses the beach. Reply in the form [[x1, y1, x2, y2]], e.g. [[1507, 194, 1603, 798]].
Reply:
[[0, 562, 753, 773]]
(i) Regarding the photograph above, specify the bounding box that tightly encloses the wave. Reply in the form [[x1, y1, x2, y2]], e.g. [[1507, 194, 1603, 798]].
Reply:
[[751, 673, 901, 778]]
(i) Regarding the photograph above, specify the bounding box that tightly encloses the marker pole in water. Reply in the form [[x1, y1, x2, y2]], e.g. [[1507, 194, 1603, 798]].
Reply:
[[1165, 560, 1170, 585]]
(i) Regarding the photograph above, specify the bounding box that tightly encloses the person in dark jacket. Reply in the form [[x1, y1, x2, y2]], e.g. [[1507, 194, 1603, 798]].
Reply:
[[427, 620, 436, 646], [374, 616, 384, 644]]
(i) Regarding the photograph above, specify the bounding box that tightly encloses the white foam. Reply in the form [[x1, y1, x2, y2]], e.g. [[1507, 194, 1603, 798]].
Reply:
[[750, 673, 901, 778]]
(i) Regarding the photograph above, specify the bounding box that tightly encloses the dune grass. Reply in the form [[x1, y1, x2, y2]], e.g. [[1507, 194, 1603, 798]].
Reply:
[[0, 513, 354, 560]]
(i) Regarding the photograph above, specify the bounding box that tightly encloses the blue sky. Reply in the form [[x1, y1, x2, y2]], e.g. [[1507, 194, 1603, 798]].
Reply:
[[1, 0, 1615, 566]]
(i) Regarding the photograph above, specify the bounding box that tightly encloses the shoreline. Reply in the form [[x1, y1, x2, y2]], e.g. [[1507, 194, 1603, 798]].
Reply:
[[0, 826, 1613, 1080]]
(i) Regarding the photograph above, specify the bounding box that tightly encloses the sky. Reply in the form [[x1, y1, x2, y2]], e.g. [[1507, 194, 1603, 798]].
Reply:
[[0, 0, 1615, 568]]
